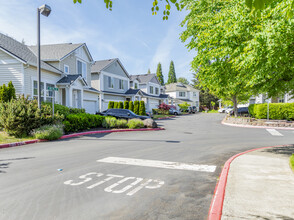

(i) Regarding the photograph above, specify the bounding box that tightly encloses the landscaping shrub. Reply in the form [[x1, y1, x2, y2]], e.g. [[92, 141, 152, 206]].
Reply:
[[129, 101, 134, 112], [124, 101, 129, 109], [102, 116, 117, 128], [248, 103, 294, 120], [116, 119, 128, 128], [134, 101, 140, 115], [108, 101, 114, 109], [44, 103, 85, 117], [152, 108, 159, 115], [127, 119, 144, 129], [158, 103, 170, 115], [0, 96, 63, 137], [32, 124, 63, 140], [178, 102, 190, 111], [139, 101, 146, 115], [113, 102, 118, 109], [63, 113, 104, 133], [0, 81, 16, 102], [119, 101, 124, 109]]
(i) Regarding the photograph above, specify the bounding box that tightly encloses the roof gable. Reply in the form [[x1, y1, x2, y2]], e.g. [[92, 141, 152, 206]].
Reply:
[[130, 74, 160, 85]]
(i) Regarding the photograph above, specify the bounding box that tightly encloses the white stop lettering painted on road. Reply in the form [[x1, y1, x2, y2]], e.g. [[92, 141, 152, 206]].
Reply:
[[64, 172, 164, 196]]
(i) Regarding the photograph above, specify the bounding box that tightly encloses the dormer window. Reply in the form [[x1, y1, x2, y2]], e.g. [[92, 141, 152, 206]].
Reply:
[[150, 86, 154, 94], [77, 59, 87, 79], [64, 65, 69, 74], [155, 88, 159, 95]]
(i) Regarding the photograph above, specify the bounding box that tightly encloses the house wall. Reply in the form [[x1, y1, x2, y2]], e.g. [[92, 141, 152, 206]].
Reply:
[[147, 82, 160, 97], [104, 61, 127, 78], [0, 50, 23, 94], [91, 73, 100, 90], [46, 61, 60, 70], [24, 66, 62, 102]]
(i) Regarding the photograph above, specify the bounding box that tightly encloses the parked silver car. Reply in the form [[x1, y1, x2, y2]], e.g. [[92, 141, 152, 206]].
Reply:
[[169, 108, 181, 115]]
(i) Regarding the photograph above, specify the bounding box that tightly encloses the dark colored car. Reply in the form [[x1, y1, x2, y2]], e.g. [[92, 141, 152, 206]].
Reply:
[[231, 107, 249, 115], [97, 109, 150, 120]]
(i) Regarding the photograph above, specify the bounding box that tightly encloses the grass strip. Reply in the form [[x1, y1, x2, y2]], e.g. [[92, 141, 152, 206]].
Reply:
[[290, 154, 294, 173]]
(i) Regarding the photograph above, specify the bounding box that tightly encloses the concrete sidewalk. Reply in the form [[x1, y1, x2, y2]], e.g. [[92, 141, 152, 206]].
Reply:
[[222, 145, 294, 220]]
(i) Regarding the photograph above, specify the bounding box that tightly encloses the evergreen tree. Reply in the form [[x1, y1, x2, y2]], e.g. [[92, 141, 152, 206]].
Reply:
[[156, 63, 164, 85], [134, 101, 140, 115], [7, 81, 16, 101], [118, 101, 123, 109], [167, 61, 177, 84], [147, 68, 151, 74], [139, 101, 146, 115], [129, 101, 134, 112], [124, 101, 129, 109], [113, 102, 118, 109], [108, 101, 114, 109]]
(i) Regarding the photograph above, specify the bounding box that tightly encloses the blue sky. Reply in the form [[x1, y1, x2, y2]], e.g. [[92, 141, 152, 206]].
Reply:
[[0, 0, 195, 83]]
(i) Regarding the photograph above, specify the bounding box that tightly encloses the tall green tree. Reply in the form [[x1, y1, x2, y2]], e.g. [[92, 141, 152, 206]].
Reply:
[[181, 0, 294, 115], [177, 77, 189, 85], [129, 101, 134, 112], [123, 101, 129, 109], [134, 101, 140, 115], [156, 63, 164, 85], [139, 101, 146, 115], [147, 68, 151, 74], [167, 61, 177, 84]]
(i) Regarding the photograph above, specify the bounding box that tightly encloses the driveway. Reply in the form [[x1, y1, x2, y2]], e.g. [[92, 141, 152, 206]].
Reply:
[[1, 113, 294, 220]]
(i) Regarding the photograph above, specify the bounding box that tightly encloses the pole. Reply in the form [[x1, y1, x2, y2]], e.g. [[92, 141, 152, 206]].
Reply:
[[267, 100, 269, 121], [37, 8, 41, 109], [52, 90, 55, 118]]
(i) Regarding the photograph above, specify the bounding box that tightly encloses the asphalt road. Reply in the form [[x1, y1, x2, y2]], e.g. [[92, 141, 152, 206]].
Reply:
[[1, 113, 294, 220]]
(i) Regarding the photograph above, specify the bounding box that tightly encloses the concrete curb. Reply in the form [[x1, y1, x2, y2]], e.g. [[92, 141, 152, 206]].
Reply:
[[0, 127, 165, 149], [207, 144, 287, 220], [222, 121, 294, 130]]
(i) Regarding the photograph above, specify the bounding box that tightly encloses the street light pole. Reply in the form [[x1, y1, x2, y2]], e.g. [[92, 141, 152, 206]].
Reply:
[[37, 4, 51, 109], [37, 8, 41, 109]]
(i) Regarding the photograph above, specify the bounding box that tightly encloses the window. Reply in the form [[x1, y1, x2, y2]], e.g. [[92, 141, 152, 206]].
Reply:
[[155, 88, 159, 95], [135, 83, 138, 89], [33, 81, 44, 102], [179, 92, 186, 97], [193, 92, 197, 97], [77, 60, 87, 78], [119, 79, 124, 90], [150, 86, 154, 94], [108, 76, 114, 88], [64, 65, 69, 74]]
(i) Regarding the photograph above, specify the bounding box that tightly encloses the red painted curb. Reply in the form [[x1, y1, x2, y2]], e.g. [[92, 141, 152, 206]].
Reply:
[[207, 144, 287, 220], [0, 139, 40, 149], [0, 128, 165, 149], [222, 120, 294, 130], [59, 127, 165, 140]]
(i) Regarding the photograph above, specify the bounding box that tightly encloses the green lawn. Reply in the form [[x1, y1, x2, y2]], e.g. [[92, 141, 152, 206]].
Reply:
[[0, 131, 34, 144], [153, 115, 171, 120], [290, 154, 294, 172], [206, 110, 219, 113]]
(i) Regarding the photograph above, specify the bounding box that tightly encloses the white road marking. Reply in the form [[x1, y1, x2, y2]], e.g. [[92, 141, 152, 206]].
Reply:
[[266, 129, 283, 136], [64, 172, 164, 196], [97, 157, 216, 173]]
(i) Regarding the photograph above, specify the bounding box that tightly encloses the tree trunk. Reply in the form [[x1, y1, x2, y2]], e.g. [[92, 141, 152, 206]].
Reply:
[[232, 96, 238, 117]]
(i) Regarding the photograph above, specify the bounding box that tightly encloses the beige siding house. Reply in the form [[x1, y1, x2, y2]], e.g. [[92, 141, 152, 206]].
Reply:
[[0, 33, 99, 114]]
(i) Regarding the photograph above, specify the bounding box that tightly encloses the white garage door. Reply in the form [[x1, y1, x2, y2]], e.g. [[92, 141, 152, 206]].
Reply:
[[83, 100, 97, 114], [149, 99, 159, 110]]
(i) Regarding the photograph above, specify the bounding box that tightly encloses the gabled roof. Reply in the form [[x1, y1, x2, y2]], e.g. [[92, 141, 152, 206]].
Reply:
[[56, 74, 87, 86], [0, 33, 62, 74], [165, 83, 200, 92], [91, 58, 116, 73], [28, 43, 93, 62], [91, 58, 130, 78], [130, 74, 160, 85], [125, 89, 141, 95]]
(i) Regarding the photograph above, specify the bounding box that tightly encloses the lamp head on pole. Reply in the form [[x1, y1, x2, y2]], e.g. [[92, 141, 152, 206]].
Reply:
[[38, 4, 51, 17]]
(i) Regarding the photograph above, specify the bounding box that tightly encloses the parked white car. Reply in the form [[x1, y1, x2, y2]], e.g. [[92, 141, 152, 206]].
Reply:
[[225, 107, 234, 114]]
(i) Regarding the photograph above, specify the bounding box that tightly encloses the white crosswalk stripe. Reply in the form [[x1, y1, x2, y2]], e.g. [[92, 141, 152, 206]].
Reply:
[[97, 157, 216, 173], [266, 129, 283, 136]]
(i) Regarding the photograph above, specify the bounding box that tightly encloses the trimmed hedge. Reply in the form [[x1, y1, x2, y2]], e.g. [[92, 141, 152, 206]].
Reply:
[[249, 103, 294, 120], [139, 101, 146, 115], [108, 101, 114, 109], [129, 101, 134, 112], [44, 103, 85, 117], [63, 113, 105, 133], [134, 101, 140, 115], [124, 101, 129, 109]]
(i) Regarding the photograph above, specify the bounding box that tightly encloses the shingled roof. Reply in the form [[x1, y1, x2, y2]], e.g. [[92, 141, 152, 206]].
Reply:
[[165, 83, 200, 92], [56, 74, 87, 85], [91, 59, 117, 73], [130, 74, 158, 84], [29, 43, 84, 61], [0, 33, 62, 74]]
